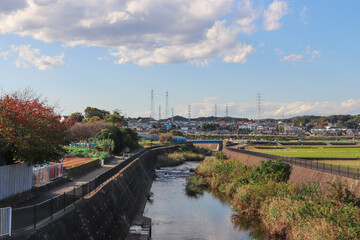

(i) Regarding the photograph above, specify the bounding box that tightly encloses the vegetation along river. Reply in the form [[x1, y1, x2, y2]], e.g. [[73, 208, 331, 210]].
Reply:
[[143, 161, 267, 240]]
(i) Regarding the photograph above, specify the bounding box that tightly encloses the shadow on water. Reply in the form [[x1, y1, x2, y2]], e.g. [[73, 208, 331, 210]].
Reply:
[[144, 162, 271, 240]]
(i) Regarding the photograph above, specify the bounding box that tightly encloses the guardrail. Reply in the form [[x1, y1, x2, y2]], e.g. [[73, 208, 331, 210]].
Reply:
[[226, 147, 360, 179], [9, 143, 189, 235]]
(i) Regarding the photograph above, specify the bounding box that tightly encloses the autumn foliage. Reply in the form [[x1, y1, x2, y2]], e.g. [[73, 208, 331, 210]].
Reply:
[[0, 92, 73, 165]]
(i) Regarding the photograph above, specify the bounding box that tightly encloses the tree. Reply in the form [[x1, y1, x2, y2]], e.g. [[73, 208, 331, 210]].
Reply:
[[169, 129, 184, 136], [68, 112, 84, 122], [0, 91, 73, 165], [84, 107, 110, 119], [105, 109, 126, 126]]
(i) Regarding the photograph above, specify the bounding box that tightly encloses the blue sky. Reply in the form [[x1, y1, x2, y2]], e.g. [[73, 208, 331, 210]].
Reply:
[[1, 0, 359, 119]]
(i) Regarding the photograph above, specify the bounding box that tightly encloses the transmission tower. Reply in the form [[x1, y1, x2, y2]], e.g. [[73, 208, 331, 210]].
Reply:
[[159, 105, 161, 120], [257, 91, 261, 121], [226, 104, 229, 117], [165, 91, 169, 120], [188, 105, 191, 125], [214, 104, 218, 118], [150, 89, 154, 120]]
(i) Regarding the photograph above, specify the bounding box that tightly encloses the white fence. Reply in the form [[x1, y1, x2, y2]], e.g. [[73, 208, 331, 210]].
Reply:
[[0, 163, 33, 200], [0, 207, 11, 237]]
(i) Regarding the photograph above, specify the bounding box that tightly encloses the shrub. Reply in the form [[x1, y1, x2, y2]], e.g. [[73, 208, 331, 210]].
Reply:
[[185, 175, 207, 196], [250, 160, 291, 184], [215, 151, 228, 160]]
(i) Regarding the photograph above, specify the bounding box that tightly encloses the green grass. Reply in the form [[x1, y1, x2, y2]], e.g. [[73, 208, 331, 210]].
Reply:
[[252, 147, 360, 158], [318, 160, 360, 169]]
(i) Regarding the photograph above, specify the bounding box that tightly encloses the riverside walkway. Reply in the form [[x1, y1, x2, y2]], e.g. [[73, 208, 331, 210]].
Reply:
[[11, 155, 128, 208]]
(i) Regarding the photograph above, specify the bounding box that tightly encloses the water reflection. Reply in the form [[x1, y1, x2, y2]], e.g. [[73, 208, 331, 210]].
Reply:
[[144, 162, 268, 240]]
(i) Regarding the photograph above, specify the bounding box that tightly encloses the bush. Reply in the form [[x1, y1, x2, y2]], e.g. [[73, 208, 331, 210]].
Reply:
[[215, 151, 228, 160], [185, 175, 207, 196], [250, 160, 291, 184], [193, 146, 212, 156]]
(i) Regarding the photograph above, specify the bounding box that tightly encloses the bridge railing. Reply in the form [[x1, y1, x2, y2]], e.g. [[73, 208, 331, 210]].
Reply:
[[225, 146, 360, 180]]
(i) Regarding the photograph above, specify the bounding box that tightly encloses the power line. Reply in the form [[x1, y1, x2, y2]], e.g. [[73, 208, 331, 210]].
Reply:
[[150, 89, 154, 120], [188, 104, 191, 125], [159, 105, 161, 120], [165, 91, 169, 119], [257, 91, 261, 121]]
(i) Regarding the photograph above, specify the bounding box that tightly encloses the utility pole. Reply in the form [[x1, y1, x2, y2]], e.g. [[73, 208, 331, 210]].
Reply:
[[171, 107, 174, 122], [226, 104, 229, 117], [215, 104, 218, 118]]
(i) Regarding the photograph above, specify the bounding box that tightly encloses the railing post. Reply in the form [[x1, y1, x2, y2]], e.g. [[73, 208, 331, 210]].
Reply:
[[51, 197, 53, 220], [331, 164, 332, 174], [348, 166, 350, 178], [317, 161, 318, 170], [73, 187, 76, 206], [34, 205, 36, 229], [305, 160, 306, 168], [339, 165, 340, 175], [358, 168, 359, 179], [310, 160, 312, 169], [323, 163, 325, 172], [63, 192, 66, 212]]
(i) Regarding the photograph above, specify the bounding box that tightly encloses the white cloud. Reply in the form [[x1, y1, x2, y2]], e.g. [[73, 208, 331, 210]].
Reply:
[[263, 0, 288, 31], [300, 6, 307, 25], [0, 50, 12, 60], [0, 0, 289, 66], [235, 0, 260, 33], [174, 98, 360, 119], [0, 0, 28, 13], [278, 46, 321, 63], [281, 54, 303, 62], [2, 45, 64, 70]]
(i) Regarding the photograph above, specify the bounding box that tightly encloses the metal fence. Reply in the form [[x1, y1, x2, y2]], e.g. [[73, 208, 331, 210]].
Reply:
[[0, 163, 33, 200], [9, 146, 156, 234], [0, 207, 11, 237], [33, 164, 63, 186], [226, 147, 360, 179]]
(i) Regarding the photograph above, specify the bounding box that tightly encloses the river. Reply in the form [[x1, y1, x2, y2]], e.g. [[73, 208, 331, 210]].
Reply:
[[143, 161, 267, 240]]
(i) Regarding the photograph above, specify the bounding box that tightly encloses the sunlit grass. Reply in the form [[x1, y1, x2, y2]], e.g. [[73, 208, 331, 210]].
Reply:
[[252, 147, 360, 158]]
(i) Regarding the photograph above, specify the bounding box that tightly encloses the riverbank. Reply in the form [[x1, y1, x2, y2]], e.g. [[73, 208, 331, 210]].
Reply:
[[144, 161, 267, 240], [187, 154, 360, 239]]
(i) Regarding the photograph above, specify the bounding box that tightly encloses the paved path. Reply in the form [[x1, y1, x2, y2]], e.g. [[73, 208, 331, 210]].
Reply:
[[15, 156, 127, 207]]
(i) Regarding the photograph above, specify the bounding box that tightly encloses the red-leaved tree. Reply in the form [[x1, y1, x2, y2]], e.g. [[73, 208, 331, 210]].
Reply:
[[0, 91, 73, 165]]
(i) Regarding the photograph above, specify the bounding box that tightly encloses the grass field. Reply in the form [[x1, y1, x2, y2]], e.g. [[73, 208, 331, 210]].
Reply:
[[317, 160, 360, 169], [252, 146, 360, 158]]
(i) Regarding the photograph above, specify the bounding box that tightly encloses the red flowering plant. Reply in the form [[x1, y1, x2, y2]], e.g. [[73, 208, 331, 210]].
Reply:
[[0, 90, 74, 165]]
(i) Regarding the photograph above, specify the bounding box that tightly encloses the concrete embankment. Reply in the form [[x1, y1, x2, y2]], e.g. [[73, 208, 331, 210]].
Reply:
[[223, 147, 360, 197], [13, 145, 182, 240]]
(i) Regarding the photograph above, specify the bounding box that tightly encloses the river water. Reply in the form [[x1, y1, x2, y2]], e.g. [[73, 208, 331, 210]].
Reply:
[[143, 161, 267, 240]]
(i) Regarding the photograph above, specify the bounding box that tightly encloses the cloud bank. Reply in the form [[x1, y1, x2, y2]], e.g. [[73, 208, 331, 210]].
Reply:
[[0, 0, 288, 66], [172, 98, 360, 119], [0, 44, 64, 70]]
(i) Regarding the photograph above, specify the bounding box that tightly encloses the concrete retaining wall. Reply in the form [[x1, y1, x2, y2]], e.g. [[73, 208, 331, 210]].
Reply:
[[223, 147, 360, 197], [15, 145, 181, 240], [64, 159, 102, 178]]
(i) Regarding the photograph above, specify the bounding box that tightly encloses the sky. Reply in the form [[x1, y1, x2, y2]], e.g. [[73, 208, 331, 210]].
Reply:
[[0, 0, 359, 119]]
